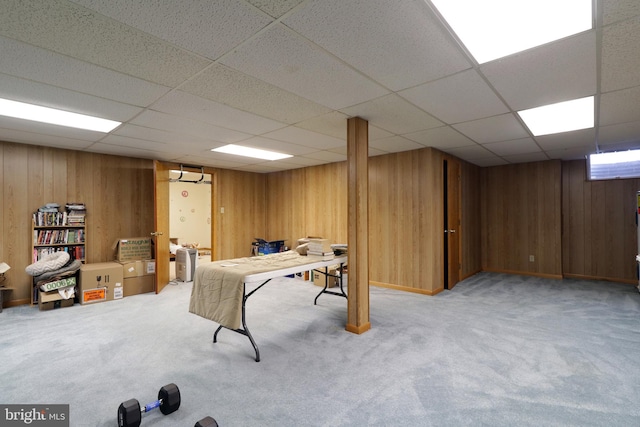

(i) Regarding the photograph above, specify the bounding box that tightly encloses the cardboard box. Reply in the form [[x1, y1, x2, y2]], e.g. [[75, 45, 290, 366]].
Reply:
[[78, 262, 124, 304], [113, 238, 153, 262], [119, 259, 156, 278], [144, 260, 156, 274], [39, 290, 74, 311], [124, 275, 155, 297], [120, 261, 143, 278], [313, 269, 338, 288]]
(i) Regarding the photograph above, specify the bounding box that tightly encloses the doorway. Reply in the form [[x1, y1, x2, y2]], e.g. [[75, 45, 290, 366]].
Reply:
[[154, 162, 215, 293], [168, 169, 212, 281], [443, 158, 461, 290]]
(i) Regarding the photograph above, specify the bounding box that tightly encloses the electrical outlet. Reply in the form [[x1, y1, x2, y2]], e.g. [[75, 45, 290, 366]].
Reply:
[[529, 255, 535, 262]]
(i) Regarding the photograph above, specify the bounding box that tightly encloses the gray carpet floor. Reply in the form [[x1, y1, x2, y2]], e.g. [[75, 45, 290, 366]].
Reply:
[[1, 272, 640, 426]]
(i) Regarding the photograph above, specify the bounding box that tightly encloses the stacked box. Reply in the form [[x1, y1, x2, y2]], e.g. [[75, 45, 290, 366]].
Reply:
[[38, 290, 74, 311], [118, 260, 156, 296], [78, 262, 124, 304]]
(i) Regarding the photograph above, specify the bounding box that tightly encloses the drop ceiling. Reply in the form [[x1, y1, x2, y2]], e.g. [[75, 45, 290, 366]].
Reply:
[[0, 0, 639, 173]]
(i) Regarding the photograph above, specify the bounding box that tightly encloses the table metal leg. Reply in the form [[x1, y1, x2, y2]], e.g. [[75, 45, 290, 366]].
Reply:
[[314, 262, 347, 304], [211, 281, 269, 362]]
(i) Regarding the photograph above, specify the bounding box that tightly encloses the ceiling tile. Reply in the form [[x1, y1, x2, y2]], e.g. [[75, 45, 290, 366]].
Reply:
[[601, 16, 640, 92], [482, 138, 541, 156], [502, 152, 549, 164], [0, 74, 142, 122], [261, 126, 344, 149], [0, 0, 211, 87], [403, 126, 475, 150], [0, 126, 94, 150], [70, 0, 273, 60], [113, 124, 220, 150], [295, 111, 350, 140], [400, 69, 508, 124], [246, 0, 306, 18], [602, 0, 640, 26], [444, 144, 496, 161], [302, 150, 347, 163], [481, 31, 597, 111], [598, 120, 640, 145], [151, 91, 284, 135], [535, 128, 596, 150], [340, 94, 442, 135], [131, 110, 252, 144], [599, 86, 640, 126], [282, 0, 470, 91], [235, 136, 318, 156], [544, 145, 593, 160], [220, 24, 389, 109], [88, 141, 178, 161], [453, 114, 529, 144], [180, 63, 331, 125], [0, 36, 170, 107], [370, 135, 426, 154], [368, 125, 394, 141]]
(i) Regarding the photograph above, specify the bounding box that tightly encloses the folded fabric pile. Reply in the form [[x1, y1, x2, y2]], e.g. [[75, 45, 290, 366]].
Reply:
[[25, 251, 81, 300]]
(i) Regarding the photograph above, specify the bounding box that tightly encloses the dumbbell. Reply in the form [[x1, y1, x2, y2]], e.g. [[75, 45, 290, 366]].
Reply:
[[195, 416, 219, 427], [117, 383, 181, 427]]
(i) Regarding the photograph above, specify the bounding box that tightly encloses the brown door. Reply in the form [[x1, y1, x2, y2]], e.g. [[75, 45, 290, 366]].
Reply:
[[153, 160, 171, 293], [443, 157, 461, 290]]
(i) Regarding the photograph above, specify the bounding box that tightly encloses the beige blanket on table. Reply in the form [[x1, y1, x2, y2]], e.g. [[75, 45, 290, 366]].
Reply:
[[189, 251, 319, 329]]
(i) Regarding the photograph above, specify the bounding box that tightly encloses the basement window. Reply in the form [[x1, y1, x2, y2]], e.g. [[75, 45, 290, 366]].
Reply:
[[587, 150, 640, 180]]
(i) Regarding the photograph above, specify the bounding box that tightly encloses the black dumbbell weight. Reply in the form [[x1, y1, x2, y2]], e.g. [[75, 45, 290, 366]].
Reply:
[[118, 383, 181, 427], [195, 416, 219, 427]]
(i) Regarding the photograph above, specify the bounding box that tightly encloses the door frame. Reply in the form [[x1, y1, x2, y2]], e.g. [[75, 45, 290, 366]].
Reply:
[[153, 161, 217, 293], [153, 161, 171, 294], [443, 157, 462, 290]]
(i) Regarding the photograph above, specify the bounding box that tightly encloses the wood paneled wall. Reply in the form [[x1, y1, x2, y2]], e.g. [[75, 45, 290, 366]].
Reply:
[[480, 160, 562, 277], [0, 141, 154, 305], [264, 147, 482, 295], [460, 160, 481, 279], [213, 168, 266, 260], [265, 162, 348, 248], [0, 142, 267, 306], [367, 148, 445, 293], [562, 160, 639, 283]]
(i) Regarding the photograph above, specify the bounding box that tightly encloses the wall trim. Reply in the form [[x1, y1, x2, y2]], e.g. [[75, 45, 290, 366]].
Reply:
[[562, 273, 637, 286], [370, 280, 444, 296], [481, 268, 563, 280]]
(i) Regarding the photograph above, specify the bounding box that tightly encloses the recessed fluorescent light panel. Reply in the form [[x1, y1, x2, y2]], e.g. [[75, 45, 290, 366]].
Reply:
[[517, 96, 594, 136], [212, 144, 293, 161], [0, 98, 121, 132], [430, 0, 592, 64], [587, 150, 640, 181]]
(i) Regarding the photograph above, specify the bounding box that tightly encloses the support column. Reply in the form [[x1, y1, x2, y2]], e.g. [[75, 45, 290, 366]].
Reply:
[[346, 117, 371, 334]]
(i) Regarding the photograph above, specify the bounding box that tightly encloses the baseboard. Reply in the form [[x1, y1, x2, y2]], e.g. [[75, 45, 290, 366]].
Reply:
[[562, 273, 638, 286], [481, 268, 563, 280], [370, 281, 444, 296], [5, 298, 31, 308]]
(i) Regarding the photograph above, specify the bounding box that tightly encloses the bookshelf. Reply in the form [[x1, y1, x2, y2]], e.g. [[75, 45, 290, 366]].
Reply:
[[31, 204, 86, 304]]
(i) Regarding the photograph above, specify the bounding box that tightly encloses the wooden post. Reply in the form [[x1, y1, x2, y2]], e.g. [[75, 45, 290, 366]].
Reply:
[[346, 117, 371, 334]]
